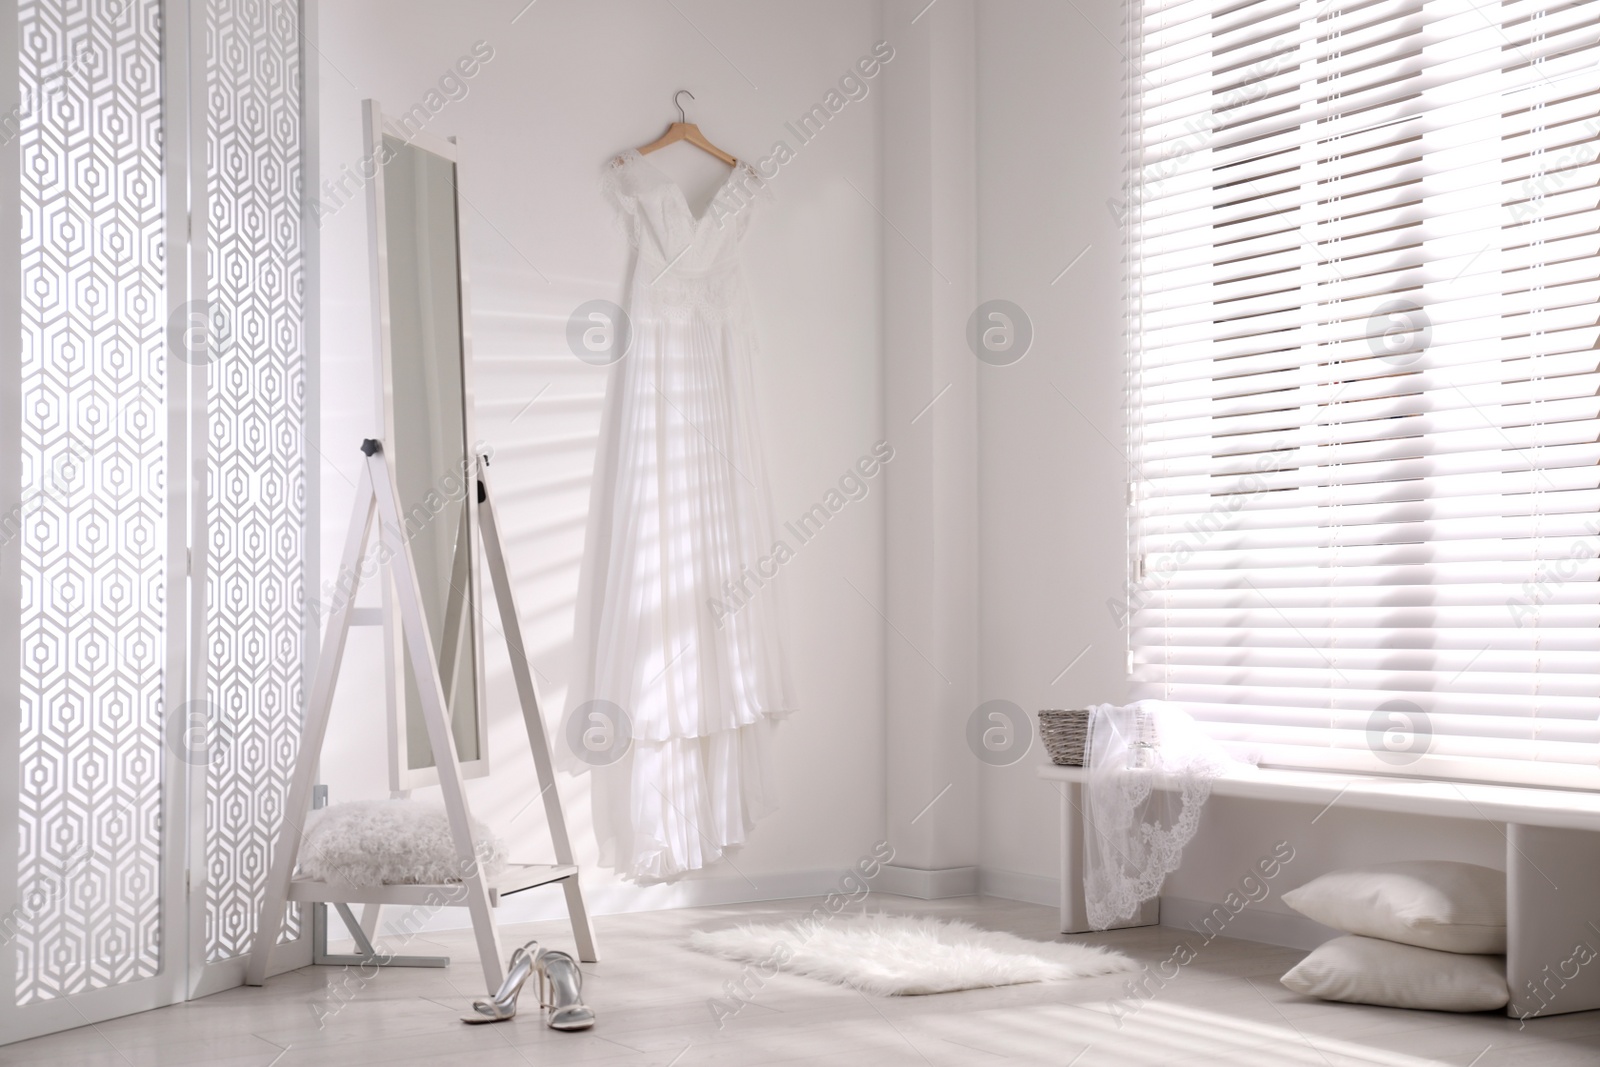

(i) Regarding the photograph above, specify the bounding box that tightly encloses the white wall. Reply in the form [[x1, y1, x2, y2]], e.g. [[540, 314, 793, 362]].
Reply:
[[973, 0, 1130, 902], [973, 0, 1506, 936], [314, 0, 889, 921], [878, 0, 982, 889], [310, 0, 1506, 944]]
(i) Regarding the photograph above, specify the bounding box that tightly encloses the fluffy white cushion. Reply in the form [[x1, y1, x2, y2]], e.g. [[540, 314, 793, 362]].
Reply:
[[1281, 935, 1508, 1012], [297, 800, 507, 887], [1281, 860, 1505, 953]]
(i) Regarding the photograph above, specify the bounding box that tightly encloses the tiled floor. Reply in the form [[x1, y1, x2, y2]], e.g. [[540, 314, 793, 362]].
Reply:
[[6, 894, 1598, 1066]]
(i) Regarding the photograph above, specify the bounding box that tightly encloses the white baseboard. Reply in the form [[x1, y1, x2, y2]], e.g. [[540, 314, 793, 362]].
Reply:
[[356, 864, 1044, 939], [356, 867, 857, 938], [973, 870, 1332, 952], [876, 865, 980, 899], [973, 874, 1331, 951], [1157, 895, 1336, 951], [347, 866, 1329, 956], [977, 866, 1058, 907]]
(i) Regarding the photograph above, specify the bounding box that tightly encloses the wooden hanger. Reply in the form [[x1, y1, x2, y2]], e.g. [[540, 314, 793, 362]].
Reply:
[[636, 90, 737, 166]]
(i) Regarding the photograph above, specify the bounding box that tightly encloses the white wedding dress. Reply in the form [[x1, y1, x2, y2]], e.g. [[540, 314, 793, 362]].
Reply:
[[575, 149, 796, 883]]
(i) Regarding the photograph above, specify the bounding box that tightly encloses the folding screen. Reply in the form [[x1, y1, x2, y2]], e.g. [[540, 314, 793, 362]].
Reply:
[[0, 0, 314, 1042]]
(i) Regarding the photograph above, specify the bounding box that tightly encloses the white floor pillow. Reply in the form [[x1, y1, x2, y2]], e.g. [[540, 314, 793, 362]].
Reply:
[[1281, 860, 1505, 953], [297, 799, 507, 886], [1281, 935, 1508, 1012]]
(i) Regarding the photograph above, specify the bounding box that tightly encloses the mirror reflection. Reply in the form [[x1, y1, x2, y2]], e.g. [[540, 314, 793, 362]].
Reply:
[[381, 134, 480, 769]]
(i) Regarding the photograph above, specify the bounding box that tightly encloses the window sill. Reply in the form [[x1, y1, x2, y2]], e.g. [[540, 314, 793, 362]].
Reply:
[[1038, 763, 1600, 830]]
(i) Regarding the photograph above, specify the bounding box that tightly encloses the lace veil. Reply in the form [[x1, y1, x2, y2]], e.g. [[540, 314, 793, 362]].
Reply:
[[1082, 700, 1239, 929]]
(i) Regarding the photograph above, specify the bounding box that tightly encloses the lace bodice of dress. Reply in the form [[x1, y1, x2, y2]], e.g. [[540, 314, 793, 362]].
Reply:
[[601, 149, 768, 325]]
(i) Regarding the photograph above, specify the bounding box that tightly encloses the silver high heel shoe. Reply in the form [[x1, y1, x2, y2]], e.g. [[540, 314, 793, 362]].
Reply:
[[460, 942, 537, 1024], [535, 948, 596, 1031]]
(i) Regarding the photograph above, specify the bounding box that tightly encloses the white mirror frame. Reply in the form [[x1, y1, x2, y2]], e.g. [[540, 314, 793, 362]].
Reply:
[[362, 99, 490, 791]]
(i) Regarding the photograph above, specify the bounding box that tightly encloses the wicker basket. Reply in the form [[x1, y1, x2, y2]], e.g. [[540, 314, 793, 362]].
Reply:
[[1039, 709, 1093, 766]]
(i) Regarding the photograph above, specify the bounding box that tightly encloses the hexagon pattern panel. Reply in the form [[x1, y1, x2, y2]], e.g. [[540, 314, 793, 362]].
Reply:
[[203, 0, 306, 963], [17, 0, 167, 1004]]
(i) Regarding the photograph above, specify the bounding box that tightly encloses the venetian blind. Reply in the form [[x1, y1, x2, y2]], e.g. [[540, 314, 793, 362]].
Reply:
[[1126, 0, 1600, 786]]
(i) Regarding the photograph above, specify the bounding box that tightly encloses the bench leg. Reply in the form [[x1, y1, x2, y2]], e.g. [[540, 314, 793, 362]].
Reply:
[[1057, 778, 1158, 934], [1507, 824, 1600, 1020]]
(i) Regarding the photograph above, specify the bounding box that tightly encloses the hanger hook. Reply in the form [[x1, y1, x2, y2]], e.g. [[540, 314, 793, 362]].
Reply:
[[674, 89, 694, 124]]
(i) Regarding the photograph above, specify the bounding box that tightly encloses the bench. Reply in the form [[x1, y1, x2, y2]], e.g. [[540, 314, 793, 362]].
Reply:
[[1040, 763, 1600, 1019]]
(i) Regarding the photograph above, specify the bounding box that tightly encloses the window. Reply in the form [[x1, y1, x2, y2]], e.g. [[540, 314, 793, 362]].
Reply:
[[1124, 0, 1600, 786]]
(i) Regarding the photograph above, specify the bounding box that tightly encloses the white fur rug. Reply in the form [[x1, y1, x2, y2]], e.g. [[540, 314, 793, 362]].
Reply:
[[688, 912, 1137, 996]]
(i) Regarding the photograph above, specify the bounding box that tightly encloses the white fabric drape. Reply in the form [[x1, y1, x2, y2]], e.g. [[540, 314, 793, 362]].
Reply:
[[1083, 700, 1238, 929], [572, 150, 796, 883]]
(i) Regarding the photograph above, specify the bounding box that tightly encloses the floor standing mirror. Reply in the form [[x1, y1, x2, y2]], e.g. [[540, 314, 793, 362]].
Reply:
[[370, 102, 489, 791], [246, 101, 596, 994]]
